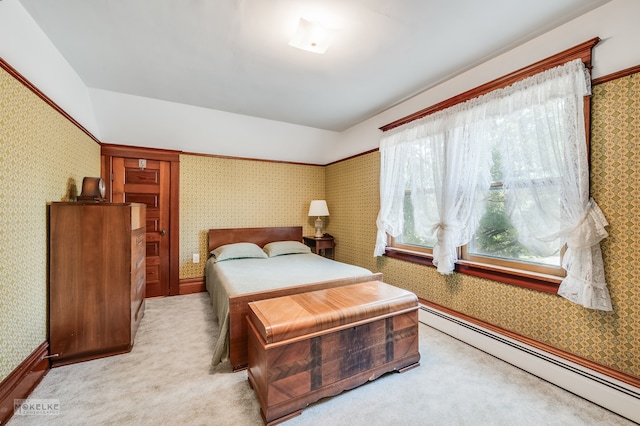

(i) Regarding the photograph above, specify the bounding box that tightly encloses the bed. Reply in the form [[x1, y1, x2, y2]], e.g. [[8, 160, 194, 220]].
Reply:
[[206, 226, 382, 371]]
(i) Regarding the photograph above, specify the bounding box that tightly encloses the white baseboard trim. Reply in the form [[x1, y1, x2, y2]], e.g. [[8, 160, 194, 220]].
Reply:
[[419, 305, 640, 424]]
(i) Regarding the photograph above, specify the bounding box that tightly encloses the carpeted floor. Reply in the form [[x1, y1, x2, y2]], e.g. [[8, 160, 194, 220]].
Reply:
[[8, 292, 635, 425]]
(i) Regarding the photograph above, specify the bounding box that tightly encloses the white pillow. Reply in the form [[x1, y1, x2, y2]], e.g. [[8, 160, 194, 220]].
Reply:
[[263, 241, 311, 257], [211, 242, 268, 262]]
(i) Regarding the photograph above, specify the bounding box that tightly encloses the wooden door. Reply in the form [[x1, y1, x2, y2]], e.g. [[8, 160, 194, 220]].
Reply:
[[111, 157, 170, 297]]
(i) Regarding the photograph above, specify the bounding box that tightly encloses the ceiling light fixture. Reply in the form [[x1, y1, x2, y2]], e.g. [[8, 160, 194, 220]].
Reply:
[[288, 17, 330, 54]]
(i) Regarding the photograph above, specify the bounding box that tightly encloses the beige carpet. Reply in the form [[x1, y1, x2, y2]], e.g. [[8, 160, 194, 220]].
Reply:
[[8, 292, 635, 426]]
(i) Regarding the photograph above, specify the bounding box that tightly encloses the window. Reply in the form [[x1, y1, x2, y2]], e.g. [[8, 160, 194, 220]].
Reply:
[[375, 40, 612, 311], [394, 146, 564, 276], [461, 143, 564, 277], [393, 190, 436, 252]]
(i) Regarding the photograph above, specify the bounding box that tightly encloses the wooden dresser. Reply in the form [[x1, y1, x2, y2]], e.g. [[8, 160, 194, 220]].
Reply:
[[49, 202, 146, 367]]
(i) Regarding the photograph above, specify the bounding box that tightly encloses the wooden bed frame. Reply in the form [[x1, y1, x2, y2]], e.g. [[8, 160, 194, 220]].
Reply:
[[207, 226, 383, 370]]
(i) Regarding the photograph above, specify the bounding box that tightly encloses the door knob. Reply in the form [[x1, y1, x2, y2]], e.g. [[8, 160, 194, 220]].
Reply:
[[160, 229, 166, 236]]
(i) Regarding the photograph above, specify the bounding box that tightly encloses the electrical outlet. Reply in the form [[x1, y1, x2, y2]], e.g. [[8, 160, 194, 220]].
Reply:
[[192, 253, 200, 263]]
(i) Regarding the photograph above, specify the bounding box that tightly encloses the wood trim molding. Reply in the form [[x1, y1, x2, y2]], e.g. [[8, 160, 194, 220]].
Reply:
[[592, 64, 640, 86], [101, 143, 180, 162], [179, 277, 206, 295], [183, 149, 381, 168], [380, 38, 600, 132], [326, 148, 379, 166], [0, 342, 50, 425], [0, 57, 101, 145], [384, 249, 561, 294], [384, 248, 435, 268], [454, 262, 560, 294], [420, 298, 640, 388], [169, 161, 181, 296], [182, 150, 323, 167]]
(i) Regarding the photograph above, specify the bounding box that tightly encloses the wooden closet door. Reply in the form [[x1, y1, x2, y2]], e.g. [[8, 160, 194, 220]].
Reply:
[[112, 157, 170, 297]]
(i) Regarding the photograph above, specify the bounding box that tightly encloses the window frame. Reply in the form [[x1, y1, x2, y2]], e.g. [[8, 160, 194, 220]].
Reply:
[[460, 178, 566, 278], [379, 38, 598, 294]]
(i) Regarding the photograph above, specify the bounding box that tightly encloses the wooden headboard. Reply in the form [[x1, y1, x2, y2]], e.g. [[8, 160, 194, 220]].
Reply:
[[208, 226, 303, 253]]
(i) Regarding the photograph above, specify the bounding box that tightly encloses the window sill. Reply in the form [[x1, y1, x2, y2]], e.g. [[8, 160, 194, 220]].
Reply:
[[384, 248, 561, 294]]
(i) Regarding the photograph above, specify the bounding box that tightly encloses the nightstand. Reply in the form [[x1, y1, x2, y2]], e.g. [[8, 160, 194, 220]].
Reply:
[[303, 235, 335, 259]]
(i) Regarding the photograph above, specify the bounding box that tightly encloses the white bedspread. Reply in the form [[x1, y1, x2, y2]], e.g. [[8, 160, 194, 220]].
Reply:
[[205, 253, 374, 366]]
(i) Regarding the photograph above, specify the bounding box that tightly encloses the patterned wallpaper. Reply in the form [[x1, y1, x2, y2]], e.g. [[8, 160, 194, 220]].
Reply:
[[179, 154, 325, 278], [325, 152, 380, 272], [0, 68, 100, 382], [326, 72, 640, 380]]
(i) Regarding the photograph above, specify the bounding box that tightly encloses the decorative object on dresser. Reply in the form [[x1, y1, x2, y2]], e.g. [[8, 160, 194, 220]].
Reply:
[[302, 234, 335, 259], [48, 202, 146, 367], [307, 200, 329, 237], [76, 176, 106, 202], [247, 280, 420, 425]]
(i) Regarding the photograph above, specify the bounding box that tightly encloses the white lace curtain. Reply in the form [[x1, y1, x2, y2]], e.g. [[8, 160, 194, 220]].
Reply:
[[374, 59, 612, 311]]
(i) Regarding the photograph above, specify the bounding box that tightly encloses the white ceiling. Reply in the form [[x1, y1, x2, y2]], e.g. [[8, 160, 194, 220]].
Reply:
[[19, 0, 611, 132]]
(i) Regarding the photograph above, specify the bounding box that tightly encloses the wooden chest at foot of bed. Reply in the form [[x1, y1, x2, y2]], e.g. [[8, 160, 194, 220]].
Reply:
[[247, 280, 420, 425]]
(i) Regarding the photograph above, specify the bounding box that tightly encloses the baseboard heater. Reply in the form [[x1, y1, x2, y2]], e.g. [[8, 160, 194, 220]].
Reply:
[[418, 305, 640, 423]]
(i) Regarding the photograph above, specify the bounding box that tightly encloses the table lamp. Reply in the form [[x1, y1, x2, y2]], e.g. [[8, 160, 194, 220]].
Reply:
[[308, 200, 330, 237]]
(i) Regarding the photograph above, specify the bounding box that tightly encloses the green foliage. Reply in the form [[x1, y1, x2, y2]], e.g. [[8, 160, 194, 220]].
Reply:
[[490, 148, 503, 182], [473, 148, 531, 259], [472, 188, 530, 259]]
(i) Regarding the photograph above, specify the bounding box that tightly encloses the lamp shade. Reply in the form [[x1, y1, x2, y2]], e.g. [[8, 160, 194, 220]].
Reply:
[[308, 200, 329, 217]]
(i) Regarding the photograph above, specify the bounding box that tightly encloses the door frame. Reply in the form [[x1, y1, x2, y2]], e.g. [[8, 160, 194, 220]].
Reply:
[[101, 143, 180, 296]]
